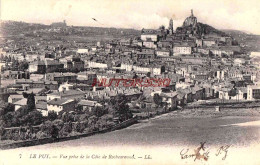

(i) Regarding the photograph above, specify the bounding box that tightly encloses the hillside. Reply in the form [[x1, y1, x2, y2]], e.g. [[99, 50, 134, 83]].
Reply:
[[222, 29, 260, 52], [0, 20, 140, 40], [196, 22, 227, 36], [0, 20, 48, 36], [176, 22, 227, 37]]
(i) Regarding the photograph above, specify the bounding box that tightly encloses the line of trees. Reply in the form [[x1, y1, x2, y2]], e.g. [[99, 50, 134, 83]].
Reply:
[[0, 56, 29, 71], [0, 93, 134, 141], [0, 93, 41, 128]]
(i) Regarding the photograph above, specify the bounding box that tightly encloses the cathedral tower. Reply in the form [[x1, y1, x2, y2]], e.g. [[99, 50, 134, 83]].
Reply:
[[168, 18, 174, 35]]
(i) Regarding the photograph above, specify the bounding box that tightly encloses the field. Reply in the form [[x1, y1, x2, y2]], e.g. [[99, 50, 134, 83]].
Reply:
[[15, 106, 260, 149]]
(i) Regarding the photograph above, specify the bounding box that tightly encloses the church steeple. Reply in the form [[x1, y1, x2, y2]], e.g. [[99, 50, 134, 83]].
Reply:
[[168, 18, 174, 35], [191, 9, 193, 17]]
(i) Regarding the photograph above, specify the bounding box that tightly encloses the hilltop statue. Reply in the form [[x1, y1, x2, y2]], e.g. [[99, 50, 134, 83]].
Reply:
[[183, 9, 197, 28]]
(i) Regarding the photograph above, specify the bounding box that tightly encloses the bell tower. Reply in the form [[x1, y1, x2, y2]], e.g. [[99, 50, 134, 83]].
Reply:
[[168, 18, 174, 35]]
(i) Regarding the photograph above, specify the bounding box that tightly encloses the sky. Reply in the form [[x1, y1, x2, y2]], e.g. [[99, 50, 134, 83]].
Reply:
[[1, 0, 260, 34]]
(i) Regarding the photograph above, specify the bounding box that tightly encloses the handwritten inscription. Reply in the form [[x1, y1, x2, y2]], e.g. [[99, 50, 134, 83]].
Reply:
[[180, 142, 230, 161], [216, 145, 230, 160]]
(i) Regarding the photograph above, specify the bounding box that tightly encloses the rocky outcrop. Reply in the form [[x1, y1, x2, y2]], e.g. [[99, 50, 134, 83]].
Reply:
[[176, 10, 226, 37], [183, 9, 197, 28]]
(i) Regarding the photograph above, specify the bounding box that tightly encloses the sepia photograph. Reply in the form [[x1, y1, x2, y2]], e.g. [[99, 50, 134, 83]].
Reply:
[[0, 0, 260, 164]]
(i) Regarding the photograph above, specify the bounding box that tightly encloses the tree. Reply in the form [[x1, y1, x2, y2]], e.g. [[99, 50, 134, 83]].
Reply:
[[146, 72, 151, 77], [50, 124, 59, 139], [73, 121, 83, 133], [7, 56, 11, 62], [18, 61, 29, 71], [0, 119, 6, 129], [18, 109, 43, 126], [159, 25, 165, 30], [52, 119, 64, 130], [111, 94, 133, 122], [209, 51, 214, 58], [133, 73, 138, 79], [3, 112, 15, 127], [61, 112, 69, 122], [40, 121, 58, 138], [92, 106, 107, 118], [161, 66, 166, 73], [79, 114, 89, 121], [48, 111, 58, 121], [36, 131, 48, 139], [228, 88, 237, 97], [232, 40, 238, 46], [153, 94, 162, 107], [16, 105, 29, 116], [11, 106, 29, 126], [59, 121, 72, 137], [60, 112, 75, 122], [41, 121, 52, 135], [0, 54, 4, 60], [27, 92, 36, 111], [0, 121, 6, 140], [88, 115, 98, 126], [11, 59, 19, 71], [27, 111, 43, 125], [0, 102, 14, 116], [22, 92, 29, 98]]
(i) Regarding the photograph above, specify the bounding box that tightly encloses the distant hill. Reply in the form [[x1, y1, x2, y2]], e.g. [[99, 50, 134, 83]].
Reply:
[[0, 20, 140, 41], [222, 29, 253, 35], [0, 20, 48, 36], [222, 29, 260, 52]]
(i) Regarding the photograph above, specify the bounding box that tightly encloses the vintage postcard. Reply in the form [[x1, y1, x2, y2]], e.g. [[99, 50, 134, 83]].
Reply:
[[0, 0, 260, 164]]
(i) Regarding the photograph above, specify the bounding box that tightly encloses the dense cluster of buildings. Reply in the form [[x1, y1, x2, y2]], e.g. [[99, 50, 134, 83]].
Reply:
[[0, 10, 259, 117]]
